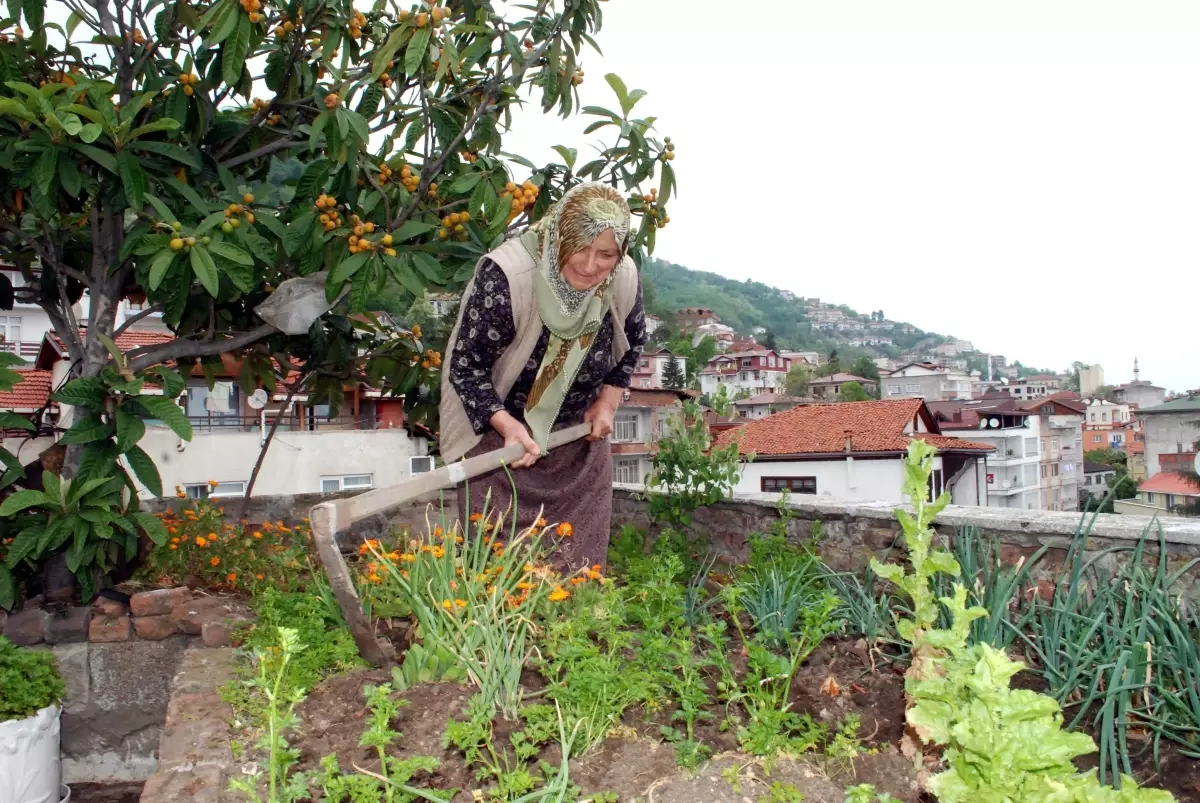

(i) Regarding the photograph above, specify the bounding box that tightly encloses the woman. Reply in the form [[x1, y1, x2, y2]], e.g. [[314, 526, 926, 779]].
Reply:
[[438, 182, 647, 571]]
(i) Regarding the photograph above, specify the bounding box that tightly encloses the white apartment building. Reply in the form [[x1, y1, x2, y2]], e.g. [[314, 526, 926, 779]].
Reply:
[[611, 388, 688, 486], [883, 362, 973, 402], [631, 348, 687, 389], [781, 350, 821, 366], [934, 396, 1085, 511], [699, 350, 791, 398], [1083, 398, 1131, 428]]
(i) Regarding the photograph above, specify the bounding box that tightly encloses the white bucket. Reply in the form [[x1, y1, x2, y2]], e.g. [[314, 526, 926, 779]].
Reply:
[[0, 704, 62, 803]]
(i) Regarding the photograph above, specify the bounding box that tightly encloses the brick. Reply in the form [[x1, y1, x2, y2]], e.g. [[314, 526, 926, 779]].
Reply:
[[45, 606, 93, 644], [4, 607, 49, 646], [130, 587, 193, 618], [89, 615, 133, 643], [170, 596, 231, 636], [92, 597, 128, 619], [134, 614, 179, 641], [200, 614, 251, 648]]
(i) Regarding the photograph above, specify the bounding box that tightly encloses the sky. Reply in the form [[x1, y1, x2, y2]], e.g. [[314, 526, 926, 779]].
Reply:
[[499, 1, 1200, 393]]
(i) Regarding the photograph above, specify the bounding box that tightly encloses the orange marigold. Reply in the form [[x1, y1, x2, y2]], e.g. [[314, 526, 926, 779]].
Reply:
[[556, 522, 573, 537], [226, 572, 237, 583], [210, 556, 221, 566], [253, 531, 263, 539], [195, 536, 208, 547], [469, 513, 483, 522], [255, 573, 265, 580], [548, 586, 570, 602]]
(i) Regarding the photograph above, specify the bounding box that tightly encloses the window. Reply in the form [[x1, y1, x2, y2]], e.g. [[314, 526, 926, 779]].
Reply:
[[321, 474, 373, 493], [740, 372, 748, 381], [1089, 412, 1096, 422], [1167, 494, 1176, 508], [0, 315, 21, 344], [1051, 436, 1060, 451], [905, 383, 921, 393], [613, 458, 640, 484], [887, 384, 901, 395], [760, 476, 817, 494], [1146, 492, 1155, 504], [183, 481, 246, 499], [410, 456, 435, 475], [1052, 464, 1059, 477], [1040, 465, 1047, 479], [1091, 434, 1103, 444], [613, 413, 639, 442], [638, 359, 649, 369], [1101, 412, 1108, 422], [1025, 437, 1038, 455], [186, 381, 241, 428], [741, 359, 753, 368]]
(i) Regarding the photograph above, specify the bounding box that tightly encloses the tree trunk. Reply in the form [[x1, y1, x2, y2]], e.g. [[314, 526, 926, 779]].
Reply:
[[239, 381, 302, 519]]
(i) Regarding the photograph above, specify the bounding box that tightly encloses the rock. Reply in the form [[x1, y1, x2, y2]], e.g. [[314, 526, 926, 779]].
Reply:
[[45, 606, 93, 644], [5, 607, 49, 646], [130, 587, 193, 618], [200, 614, 251, 648], [134, 614, 179, 641], [51, 643, 90, 716], [41, 553, 77, 602], [170, 596, 230, 636], [92, 596, 129, 619], [89, 616, 133, 643]]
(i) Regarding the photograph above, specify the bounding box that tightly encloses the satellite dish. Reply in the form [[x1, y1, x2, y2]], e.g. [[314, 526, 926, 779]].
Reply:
[[988, 418, 1000, 428], [978, 420, 988, 429], [248, 388, 269, 410]]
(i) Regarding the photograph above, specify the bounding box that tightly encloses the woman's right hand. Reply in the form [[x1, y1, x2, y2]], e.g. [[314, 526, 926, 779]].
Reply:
[[490, 410, 541, 468]]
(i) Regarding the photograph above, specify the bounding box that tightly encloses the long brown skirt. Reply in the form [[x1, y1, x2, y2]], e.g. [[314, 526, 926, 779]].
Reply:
[[456, 429, 613, 572]]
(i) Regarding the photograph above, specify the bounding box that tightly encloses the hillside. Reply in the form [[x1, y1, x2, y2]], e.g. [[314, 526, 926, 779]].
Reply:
[[642, 259, 936, 356]]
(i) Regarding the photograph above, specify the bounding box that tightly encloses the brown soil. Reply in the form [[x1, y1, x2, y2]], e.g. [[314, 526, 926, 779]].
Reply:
[[791, 638, 909, 748], [68, 782, 143, 803]]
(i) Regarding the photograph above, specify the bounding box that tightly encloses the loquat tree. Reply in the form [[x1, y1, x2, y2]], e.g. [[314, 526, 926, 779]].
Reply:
[[0, 0, 677, 602]]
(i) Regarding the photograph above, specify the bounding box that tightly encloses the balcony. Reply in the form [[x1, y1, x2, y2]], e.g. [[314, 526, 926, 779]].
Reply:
[[0, 340, 41, 360], [186, 414, 380, 435]]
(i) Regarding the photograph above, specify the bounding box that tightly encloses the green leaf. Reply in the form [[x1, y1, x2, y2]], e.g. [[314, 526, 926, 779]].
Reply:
[[34, 146, 57, 196], [0, 97, 37, 124], [392, 220, 436, 242], [22, 0, 44, 31], [296, 158, 332, 199], [117, 149, 147, 208], [190, 245, 220, 296], [449, 172, 482, 194], [137, 395, 192, 440], [0, 565, 14, 611], [130, 512, 169, 546], [345, 110, 370, 144], [163, 176, 212, 215], [58, 156, 82, 197], [372, 26, 412, 78], [551, 145, 577, 170], [127, 119, 182, 140], [0, 412, 35, 431], [144, 194, 176, 222], [52, 377, 106, 408], [405, 25, 432, 76], [124, 445, 162, 497], [148, 367, 186, 399], [148, 249, 177, 290], [58, 416, 111, 445], [5, 528, 44, 568], [409, 251, 443, 284], [0, 489, 50, 517], [329, 251, 370, 286], [222, 14, 252, 88], [115, 409, 146, 453], [135, 140, 200, 169], [386, 254, 425, 296], [206, 240, 252, 265], [194, 210, 229, 235]]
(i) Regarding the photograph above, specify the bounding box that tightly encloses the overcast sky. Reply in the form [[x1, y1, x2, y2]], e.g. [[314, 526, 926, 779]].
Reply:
[[502, 1, 1200, 393]]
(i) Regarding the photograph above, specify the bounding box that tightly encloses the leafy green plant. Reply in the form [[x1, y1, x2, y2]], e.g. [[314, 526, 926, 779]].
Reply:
[[758, 781, 806, 803], [645, 400, 746, 530], [0, 636, 64, 721], [1, 470, 168, 602], [872, 440, 1175, 803], [842, 785, 900, 803], [390, 642, 468, 691]]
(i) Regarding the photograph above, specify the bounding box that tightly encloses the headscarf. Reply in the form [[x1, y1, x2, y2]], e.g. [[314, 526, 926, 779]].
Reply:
[[518, 183, 632, 449]]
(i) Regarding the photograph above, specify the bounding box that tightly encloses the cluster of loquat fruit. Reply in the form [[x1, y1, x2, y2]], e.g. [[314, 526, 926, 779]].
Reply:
[[177, 73, 199, 96], [167, 222, 209, 252], [377, 163, 395, 184], [399, 1, 450, 28], [221, 194, 256, 233], [420, 348, 443, 369], [251, 98, 281, 125], [323, 92, 340, 109], [272, 12, 297, 39], [346, 215, 398, 257], [315, 195, 342, 231], [0, 26, 24, 40], [460, 151, 478, 164], [399, 165, 420, 192], [501, 180, 539, 224], [347, 9, 367, 38], [660, 136, 676, 162], [239, 0, 264, 24], [633, 187, 670, 229], [437, 210, 471, 240]]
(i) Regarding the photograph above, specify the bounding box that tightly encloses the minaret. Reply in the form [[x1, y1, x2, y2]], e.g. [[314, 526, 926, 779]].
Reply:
[[1133, 357, 1140, 383]]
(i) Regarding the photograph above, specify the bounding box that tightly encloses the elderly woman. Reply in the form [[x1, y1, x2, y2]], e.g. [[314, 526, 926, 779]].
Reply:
[[438, 182, 647, 570]]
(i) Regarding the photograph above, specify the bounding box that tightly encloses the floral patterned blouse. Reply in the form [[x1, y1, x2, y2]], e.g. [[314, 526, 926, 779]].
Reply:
[[449, 259, 647, 435]]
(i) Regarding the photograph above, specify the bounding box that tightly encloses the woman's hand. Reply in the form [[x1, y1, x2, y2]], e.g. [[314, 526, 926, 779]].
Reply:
[[490, 410, 541, 468], [584, 386, 624, 441]]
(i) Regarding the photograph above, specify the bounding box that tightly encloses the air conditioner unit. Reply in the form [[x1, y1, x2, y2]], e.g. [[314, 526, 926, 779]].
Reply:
[[410, 456, 435, 475]]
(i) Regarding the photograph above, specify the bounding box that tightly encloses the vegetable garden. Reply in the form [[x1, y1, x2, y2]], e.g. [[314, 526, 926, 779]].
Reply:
[[134, 441, 1198, 803]]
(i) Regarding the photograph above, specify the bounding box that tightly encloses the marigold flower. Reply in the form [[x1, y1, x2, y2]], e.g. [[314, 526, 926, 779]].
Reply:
[[208, 479, 220, 487], [431, 545, 445, 558], [263, 521, 274, 531], [556, 522, 573, 537], [195, 536, 208, 547], [549, 586, 570, 602], [210, 556, 221, 566], [255, 573, 264, 580], [226, 572, 237, 583], [570, 577, 586, 586], [368, 573, 382, 583], [400, 553, 415, 563], [168, 526, 178, 534], [517, 582, 535, 591], [469, 513, 483, 522], [169, 544, 178, 550], [386, 551, 401, 561], [433, 526, 444, 537], [441, 599, 454, 610], [535, 517, 547, 529], [253, 531, 263, 539], [454, 599, 467, 609], [208, 531, 218, 540], [170, 537, 180, 544], [587, 569, 603, 581]]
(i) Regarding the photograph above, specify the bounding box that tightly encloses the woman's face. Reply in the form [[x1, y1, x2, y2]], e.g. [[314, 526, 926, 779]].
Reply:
[[560, 228, 620, 291]]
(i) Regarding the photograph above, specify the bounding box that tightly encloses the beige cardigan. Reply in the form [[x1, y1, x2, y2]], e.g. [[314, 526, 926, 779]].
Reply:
[[438, 238, 640, 462]]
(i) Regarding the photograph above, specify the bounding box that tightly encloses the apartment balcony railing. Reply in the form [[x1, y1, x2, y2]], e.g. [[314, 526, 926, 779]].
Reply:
[[0, 340, 41, 359], [185, 415, 380, 434]]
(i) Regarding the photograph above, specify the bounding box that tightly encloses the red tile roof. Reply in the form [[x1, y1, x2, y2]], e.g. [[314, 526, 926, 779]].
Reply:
[[716, 398, 994, 457], [1139, 472, 1200, 496], [0, 370, 53, 411]]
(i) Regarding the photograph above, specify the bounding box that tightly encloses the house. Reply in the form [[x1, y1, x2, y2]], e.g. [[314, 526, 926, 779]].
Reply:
[[631, 348, 687, 389], [781, 350, 821, 367], [611, 388, 690, 486], [1110, 359, 1166, 409], [426, 293, 458, 318], [1114, 472, 1200, 517], [1082, 461, 1116, 494], [1135, 394, 1200, 478], [644, 314, 664, 335], [932, 395, 1085, 511], [1081, 398, 1137, 454], [883, 362, 973, 402], [691, 322, 736, 352], [732, 393, 805, 420], [1005, 380, 1050, 400], [699, 350, 791, 398], [0, 265, 73, 362], [32, 328, 432, 500], [675, 307, 721, 332], [715, 398, 993, 505], [1079, 364, 1105, 396], [808, 373, 878, 401], [0, 368, 59, 468]]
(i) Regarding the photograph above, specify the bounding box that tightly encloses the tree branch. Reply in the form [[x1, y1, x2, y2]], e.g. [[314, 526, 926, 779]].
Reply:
[[112, 305, 163, 337], [127, 323, 278, 373], [219, 138, 304, 169], [0, 222, 91, 286]]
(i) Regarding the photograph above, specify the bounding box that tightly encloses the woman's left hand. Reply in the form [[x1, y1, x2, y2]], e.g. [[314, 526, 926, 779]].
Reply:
[[583, 398, 616, 441]]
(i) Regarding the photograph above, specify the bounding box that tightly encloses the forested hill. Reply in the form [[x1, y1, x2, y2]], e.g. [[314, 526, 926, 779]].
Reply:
[[641, 259, 935, 356]]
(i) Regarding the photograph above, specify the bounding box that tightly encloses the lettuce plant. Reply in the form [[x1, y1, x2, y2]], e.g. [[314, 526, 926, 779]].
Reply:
[[873, 440, 1174, 802]]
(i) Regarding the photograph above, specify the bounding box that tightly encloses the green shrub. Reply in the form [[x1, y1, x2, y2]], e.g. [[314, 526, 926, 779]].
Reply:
[[0, 636, 65, 721]]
